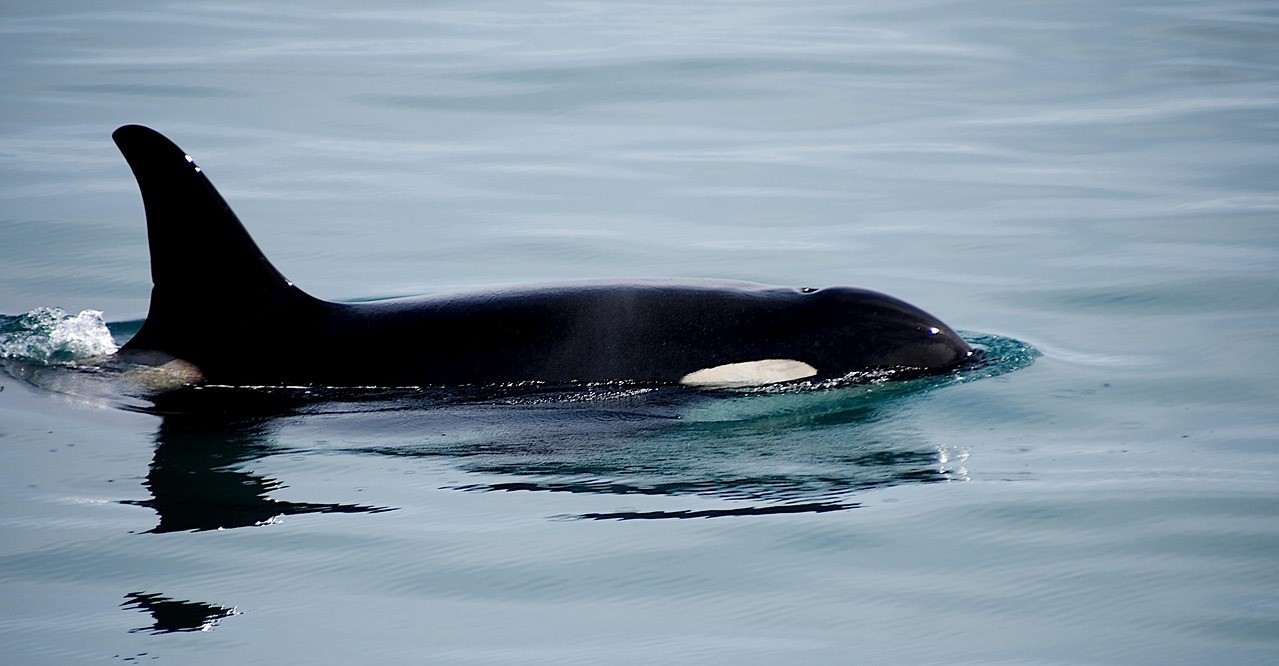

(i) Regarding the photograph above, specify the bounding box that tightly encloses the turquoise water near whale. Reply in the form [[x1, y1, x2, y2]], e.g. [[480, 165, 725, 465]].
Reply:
[[2, 1, 1278, 663]]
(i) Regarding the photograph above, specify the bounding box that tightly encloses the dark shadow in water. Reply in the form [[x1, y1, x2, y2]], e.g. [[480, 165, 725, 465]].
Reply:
[[122, 380, 959, 522], [121, 592, 239, 634], [561, 501, 859, 521], [419, 384, 966, 518], [122, 413, 393, 533]]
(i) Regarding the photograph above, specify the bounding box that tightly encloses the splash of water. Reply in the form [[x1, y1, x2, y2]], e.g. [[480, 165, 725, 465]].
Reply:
[[0, 307, 119, 364]]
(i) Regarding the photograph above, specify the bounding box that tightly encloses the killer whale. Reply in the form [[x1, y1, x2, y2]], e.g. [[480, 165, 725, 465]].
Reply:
[[110, 124, 974, 389]]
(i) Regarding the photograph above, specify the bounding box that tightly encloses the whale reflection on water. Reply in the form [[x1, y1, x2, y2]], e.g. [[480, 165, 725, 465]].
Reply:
[[122, 592, 239, 635], [122, 413, 393, 534], [124, 377, 976, 528]]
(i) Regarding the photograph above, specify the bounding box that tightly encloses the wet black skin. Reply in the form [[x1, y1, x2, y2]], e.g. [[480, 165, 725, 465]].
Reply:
[[111, 125, 973, 388]]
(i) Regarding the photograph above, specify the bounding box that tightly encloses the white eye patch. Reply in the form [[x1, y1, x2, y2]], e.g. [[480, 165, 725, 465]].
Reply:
[[679, 359, 817, 388]]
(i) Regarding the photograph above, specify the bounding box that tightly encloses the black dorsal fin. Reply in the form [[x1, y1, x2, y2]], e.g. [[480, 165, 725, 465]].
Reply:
[[113, 125, 321, 359]]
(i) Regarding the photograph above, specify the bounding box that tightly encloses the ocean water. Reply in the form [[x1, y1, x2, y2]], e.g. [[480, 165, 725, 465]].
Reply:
[[2, 1, 1278, 663]]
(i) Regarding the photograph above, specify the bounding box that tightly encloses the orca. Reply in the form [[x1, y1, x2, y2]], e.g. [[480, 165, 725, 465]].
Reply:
[[110, 125, 975, 389]]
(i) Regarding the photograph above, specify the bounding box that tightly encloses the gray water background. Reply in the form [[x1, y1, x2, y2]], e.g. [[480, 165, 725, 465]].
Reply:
[[2, 1, 1278, 663]]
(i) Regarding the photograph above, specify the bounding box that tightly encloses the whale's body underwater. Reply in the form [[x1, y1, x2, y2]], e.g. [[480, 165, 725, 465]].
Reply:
[[110, 125, 974, 389]]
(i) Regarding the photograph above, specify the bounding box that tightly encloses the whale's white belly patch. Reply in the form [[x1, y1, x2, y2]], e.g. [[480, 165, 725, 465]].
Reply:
[[679, 359, 817, 388]]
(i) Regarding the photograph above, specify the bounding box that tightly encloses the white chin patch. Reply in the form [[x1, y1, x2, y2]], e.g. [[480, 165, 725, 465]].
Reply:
[[679, 359, 818, 388]]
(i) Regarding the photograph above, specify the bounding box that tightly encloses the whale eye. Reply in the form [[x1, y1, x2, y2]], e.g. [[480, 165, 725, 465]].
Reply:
[[928, 326, 940, 336], [800, 287, 817, 294]]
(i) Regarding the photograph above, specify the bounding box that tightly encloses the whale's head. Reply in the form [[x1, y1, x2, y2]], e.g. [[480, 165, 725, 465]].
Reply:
[[815, 287, 975, 375]]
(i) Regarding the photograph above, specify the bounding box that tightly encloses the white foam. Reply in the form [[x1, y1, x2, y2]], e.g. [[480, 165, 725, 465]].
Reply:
[[0, 307, 118, 364]]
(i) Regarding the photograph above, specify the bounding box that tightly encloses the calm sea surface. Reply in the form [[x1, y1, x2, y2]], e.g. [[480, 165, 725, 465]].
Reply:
[[2, 1, 1278, 663]]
